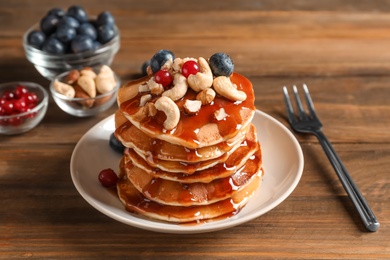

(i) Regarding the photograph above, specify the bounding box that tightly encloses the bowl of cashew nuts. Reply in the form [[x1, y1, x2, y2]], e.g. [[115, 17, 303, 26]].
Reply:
[[50, 65, 120, 117]]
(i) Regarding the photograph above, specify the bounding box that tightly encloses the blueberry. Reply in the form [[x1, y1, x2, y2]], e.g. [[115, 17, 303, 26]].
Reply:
[[56, 25, 77, 43], [71, 35, 94, 53], [78, 22, 97, 40], [42, 37, 65, 54], [150, 50, 175, 73], [92, 41, 101, 50], [141, 60, 151, 76], [40, 14, 59, 35], [27, 30, 46, 49], [47, 8, 65, 18], [97, 24, 116, 44], [58, 15, 80, 29], [67, 5, 88, 23], [97, 11, 115, 27], [109, 133, 125, 154], [209, 52, 234, 77]]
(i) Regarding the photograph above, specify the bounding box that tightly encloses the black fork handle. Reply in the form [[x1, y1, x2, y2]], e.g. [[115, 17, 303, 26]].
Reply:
[[313, 130, 380, 231]]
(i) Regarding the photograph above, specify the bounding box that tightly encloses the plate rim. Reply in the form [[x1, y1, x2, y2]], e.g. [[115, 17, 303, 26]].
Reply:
[[70, 110, 304, 234]]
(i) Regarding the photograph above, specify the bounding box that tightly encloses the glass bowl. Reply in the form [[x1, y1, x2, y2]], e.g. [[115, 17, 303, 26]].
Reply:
[[50, 67, 121, 117], [0, 82, 48, 135], [23, 23, 120, 80]]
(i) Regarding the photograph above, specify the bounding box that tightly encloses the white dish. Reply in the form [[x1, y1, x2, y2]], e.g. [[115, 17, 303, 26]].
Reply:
[[70, 110, 304, 234]]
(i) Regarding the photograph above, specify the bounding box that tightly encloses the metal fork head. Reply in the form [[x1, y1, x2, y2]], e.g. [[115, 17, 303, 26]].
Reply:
[[282, 84, 323, 133]]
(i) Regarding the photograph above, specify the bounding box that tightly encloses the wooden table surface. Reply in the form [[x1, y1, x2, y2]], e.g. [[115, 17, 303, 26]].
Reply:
[[1, 1, 389, 259]]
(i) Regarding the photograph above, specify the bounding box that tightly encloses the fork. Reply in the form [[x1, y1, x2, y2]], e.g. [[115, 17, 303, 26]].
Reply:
[[282, 84, 379, 232]]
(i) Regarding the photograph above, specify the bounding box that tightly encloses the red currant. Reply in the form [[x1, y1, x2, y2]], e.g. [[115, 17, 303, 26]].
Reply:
[[23, 92, 38, 105], [15, 85, 28, 98], [2, 100, 14, 115], [98, 168, 118, 187], [2, 90, 15, 100], [13, 99, 27, 113], [154, 70, 173, 87], [182, 60, 200, 78]]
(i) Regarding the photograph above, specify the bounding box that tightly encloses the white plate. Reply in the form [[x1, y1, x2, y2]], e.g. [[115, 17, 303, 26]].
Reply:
[[70, 110, 304, 234]]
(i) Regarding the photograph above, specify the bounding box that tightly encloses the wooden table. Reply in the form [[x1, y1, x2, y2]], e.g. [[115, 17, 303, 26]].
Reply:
[[1, 1, 389, 259]]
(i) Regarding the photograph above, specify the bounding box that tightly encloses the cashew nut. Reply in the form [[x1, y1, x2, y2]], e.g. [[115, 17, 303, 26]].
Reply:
[[77, 75, 96, 98], [183, 99, 202, 115], [53, 80, 75, 98], [214, 108, 228, 121], [96, 65, 116, 94], [162, 73, 188, 101], [196, 88, 216, 105], [212, 76, 246, 101], [187, 57, 213, 92], [154, 96, 180, 130], [147, 78, 164, 95], [140, 94, 152, 107]]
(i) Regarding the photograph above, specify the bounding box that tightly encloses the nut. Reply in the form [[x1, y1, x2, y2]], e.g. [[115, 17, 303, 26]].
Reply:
[[147, 77, 164, 95], [74, 84, 95, 108], [214, 108, 228, 121], [162, 73, 188, 101], [187, 57, 213, 92], [154, 96, 180, 130], [77, 75, 96, 98], [80, 68, 97, 79], [138, 84, 150, 93], [212, 76, 246, 101], [145, 102, 157, 117], [196, 88, 216, 105], [53, 80, 75, 98], [96, 65, 116, 94], [183, 99, 202, 115], [140, 94, 152, 107], [65, 70, 80, 84]]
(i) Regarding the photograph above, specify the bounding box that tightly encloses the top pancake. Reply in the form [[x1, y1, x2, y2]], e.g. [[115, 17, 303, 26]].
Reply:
[[117, 73, 255, 149]]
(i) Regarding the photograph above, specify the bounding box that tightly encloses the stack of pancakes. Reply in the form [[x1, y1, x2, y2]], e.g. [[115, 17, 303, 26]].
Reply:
[[114, 58, 263, 223]]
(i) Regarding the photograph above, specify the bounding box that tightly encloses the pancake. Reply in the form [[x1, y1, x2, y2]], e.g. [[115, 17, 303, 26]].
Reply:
[[117, 159, 262, 223], [115, 120, 248, 163], [124, 146, 262, 206], [117, 73, 255, 149], [124, 125, 260, 183]]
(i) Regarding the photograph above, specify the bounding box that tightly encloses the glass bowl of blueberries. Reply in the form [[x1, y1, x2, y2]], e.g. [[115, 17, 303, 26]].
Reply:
[[23, 6, 120, 80], [0, 82, 48, 135]]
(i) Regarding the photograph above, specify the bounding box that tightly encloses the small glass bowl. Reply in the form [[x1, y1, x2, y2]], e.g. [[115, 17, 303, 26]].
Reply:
[[50, 68, 121, 117], [0, 82, 48, 135], [23, 23, 120, 80]]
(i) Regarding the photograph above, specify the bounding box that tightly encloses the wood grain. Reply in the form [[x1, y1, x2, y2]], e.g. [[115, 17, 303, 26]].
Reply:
[[0, 0, 389, 259]]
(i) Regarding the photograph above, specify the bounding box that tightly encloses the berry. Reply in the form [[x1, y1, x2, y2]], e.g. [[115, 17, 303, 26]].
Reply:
[[97, 24, 116, 44], [209, 52, 234, 77], [97, 11, 115, 27], [71, 35, 94, 53], [15, 85, 28, 98], [58, 15, 80, 29], [182, 60, 199, 78], [47, 8, 65, 18], [98, 168, 118, 187], [13, 99, 27, 113], [67, 5, 88, 23], [40, 14, 59, 35], [150, 50, 175, 73], [109, 133, 125, 154], [78, 22, 97, 40], [42, 37, 65, 54], [155, 70, 173, 87], [56, 25, 77, 43], [27, 30, 46, 49]]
